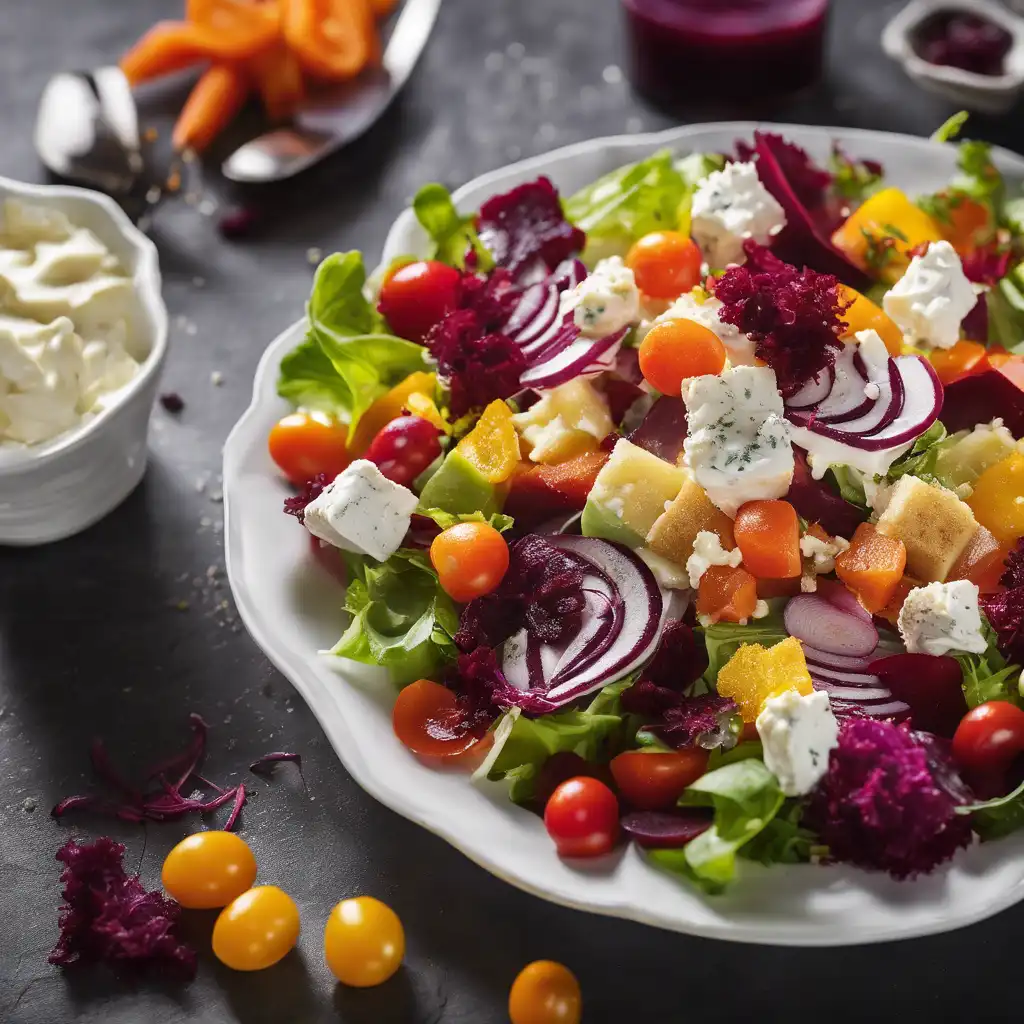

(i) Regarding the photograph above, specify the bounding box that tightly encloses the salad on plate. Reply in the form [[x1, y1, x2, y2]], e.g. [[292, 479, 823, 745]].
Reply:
[[265, 116, 1024, 894]]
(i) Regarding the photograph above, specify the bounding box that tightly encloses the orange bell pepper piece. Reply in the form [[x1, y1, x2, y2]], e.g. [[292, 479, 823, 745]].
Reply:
[[696, 565, 758, 624], [948, 527, 1011, 594], [968, 453, 1024, 545], [172, 63, 250, 152], [503, 451, 609, 527], [248, 42, 307, 121], [282, 0, 378, 81], [837, 284, 903, 356], [929, 340, 990, 386], [834, 522, 908, 613], [934, 194, 993, 252], [733, 499, 802, 579]]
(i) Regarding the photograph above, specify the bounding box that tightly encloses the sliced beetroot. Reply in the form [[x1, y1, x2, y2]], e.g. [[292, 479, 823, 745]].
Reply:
[[786, 447, 866, 538], [942, 369, 1024, 438], [869, 653, 967, 738], [621, 809, 713, 849], [626, 396, 689, 463], [785, 593, 879, 657]]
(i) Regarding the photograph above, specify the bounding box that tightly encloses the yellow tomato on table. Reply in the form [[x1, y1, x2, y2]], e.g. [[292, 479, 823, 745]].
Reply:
[[212, 886, 300, 971], [162, 831, 257, 910], [324, 896, 405, 987]]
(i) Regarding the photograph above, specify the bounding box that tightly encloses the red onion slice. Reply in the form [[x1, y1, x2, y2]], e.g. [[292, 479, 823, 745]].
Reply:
[[813, 680, 894, 702], [806, 665, 882, 687], [510, 282, 561, 346], [815, 579, 871, 623], [784, 593, 878, 657], [801, 644, 875, 671], [786, 364, 835, 410], [519, 329, 627, 390]]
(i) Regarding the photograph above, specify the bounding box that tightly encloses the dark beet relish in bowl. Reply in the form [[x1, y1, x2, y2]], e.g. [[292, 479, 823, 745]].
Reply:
[[913, 10, 1013, 77]]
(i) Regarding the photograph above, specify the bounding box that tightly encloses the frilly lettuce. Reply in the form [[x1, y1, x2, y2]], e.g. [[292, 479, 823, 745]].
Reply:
[[412, 183, 494, 270]]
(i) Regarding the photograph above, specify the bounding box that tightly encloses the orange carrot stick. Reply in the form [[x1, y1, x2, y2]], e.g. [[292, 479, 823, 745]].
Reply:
[[281, 0, 376, 81], [172, 64, 250, 152], [248, 43, 306, 121]]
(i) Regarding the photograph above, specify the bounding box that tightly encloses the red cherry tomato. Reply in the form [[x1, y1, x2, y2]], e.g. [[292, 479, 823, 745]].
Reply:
[[268, 412, 350, 486], [544, 776, 620, 858], [364, 414, 442, 486], [429, 522, 510, 603], [952, 700, 1024, 796], [392, 678, 482, 759], [378, 260, 461, 342], [625, 231, 702, 300], [609, 749, 710, 811]]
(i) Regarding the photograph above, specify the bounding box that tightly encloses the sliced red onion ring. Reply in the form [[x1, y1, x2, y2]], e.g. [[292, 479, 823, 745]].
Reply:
[[801, 645, 874, 671], [786, 364, 835, 410], [510, 282, 561, 347], [785, 593, 878, 657], [806, 665, 882, 687], [814, 579, 871, 623], [519, 329, 627, 390], [813, 680, 894, 702]]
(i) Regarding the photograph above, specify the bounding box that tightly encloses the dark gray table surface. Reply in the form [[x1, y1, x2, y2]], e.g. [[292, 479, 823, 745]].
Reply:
[[2, 1, 1023, 1021]]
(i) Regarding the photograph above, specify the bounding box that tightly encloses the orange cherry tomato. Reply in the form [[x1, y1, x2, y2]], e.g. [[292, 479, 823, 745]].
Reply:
[[609, 749, 710, 810], [268, 412, 350, 486], [625, 231, 702, 300], [696, 564, 758, 623], [212, 886, 300, 971], [161, 831, 257, 910], [509, 960, 582, 1024], [733, 500, 802, 579], [543, 776, 620, 858], [429, 522, 510, 603], [638, 318, 727, 394], [392, 678, 481, 759], [324, 896, 405, 987]]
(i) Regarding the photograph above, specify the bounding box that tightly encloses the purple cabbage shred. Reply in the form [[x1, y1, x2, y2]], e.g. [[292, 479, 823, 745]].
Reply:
[[980, 542, 1024, 666], [283, 472, 329, 523]]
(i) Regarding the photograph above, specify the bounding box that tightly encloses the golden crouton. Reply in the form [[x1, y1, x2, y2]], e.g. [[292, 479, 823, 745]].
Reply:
[[646, 474, 736, 565], [876, 476, 977, 582]]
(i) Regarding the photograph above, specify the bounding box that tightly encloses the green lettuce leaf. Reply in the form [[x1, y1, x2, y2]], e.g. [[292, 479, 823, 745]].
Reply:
[[331, 549, 459, 685], [412, 183, 494, 271], [931, 110, 969, 145], [829, 146, 884, 203], [649, 759, 785, 892], [415, 507, 514, 532], [956, 775, 1024, 840], [565, 150, 692, 264], [886, 420, 949, 486], [739, 799, 819, 865], [700, 600, 788, 684], [956, 616, 1022, 708], [828, 465, 869, 510]]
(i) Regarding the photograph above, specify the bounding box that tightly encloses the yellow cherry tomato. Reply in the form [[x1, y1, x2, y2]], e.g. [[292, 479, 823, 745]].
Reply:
[[324, 896, 405, 987], [212, 886, 300, 971], [509, 960, 582, 1024], [968, 453, 1024, 544], [161, 831, 258, 910]]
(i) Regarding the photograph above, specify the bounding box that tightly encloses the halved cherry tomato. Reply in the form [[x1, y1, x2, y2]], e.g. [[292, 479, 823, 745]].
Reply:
[[544, 777, 619, 858], [212, 886, 300, 971], [162, 831, 257, 910], [952, 701, 1024, 797], [609, 749, 709, 811], [638, 318, 726, 395], [696, 564, 758, 624], [430, 522, 510, 603], [364, 415, 442, 486], [324, 896, 405, 987], [378, 260, 462, 342], [268, 412, 350, 486], [929, 340, 990, 386], [392, 679, 480, 759], [734, 500, 801, 579], [509, 960, 582, 1024], [625, 231, 702, 300]]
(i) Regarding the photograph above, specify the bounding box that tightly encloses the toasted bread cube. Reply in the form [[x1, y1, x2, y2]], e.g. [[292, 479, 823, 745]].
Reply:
[[875, 476, 977, 582], [646, 474, 736, 566]]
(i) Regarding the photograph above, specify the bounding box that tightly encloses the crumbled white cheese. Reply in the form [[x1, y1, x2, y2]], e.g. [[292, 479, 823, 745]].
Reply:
[[882, 240, 977, 350], [756, 689, 839, 797], [897, 580, 988, 657], [752, 599, 770, 619], [685, 530, 742, 589], [800, 533, 850, 575], [639, 289, 757, 366], [559, 256, 640, 337], [637, 547, 691, 590], [682, 365, 794, 517], [690, 161, 786, 269], [303, 459, 419, 562]]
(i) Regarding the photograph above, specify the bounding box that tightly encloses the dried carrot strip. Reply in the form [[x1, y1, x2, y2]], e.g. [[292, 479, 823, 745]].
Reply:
[[172, 64, 250, 152]]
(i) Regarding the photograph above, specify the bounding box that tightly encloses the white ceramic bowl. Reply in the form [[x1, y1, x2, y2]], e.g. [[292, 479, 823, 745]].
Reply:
[[882, 0, 1024, 115], [225, 123, 1024, 945], [0, 178, 167, 546]]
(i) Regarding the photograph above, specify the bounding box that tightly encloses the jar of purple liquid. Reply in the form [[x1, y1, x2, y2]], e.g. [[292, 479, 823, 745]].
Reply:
[[621, 0, 831, 107]]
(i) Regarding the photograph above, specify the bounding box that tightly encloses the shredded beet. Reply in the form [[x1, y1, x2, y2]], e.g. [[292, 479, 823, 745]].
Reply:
[[53, 714, 247, 831], [283, 472, 329, 524], [446, 646, 507, 734], [49, 838, 196, 978], [476, 177, 585, 281], [714, 242, 848, 395], [961, 242, 1011, 286], [1000, 539, 1024, 589], [914, 11, 1012, 77], [649, 694, 739, 750], [737, 133, 832, 213], [805, 718, 972, 879], [620, 621, 708, 717], [426, 309, 526, 418], [456, 535, 586, 651], [977, 540, 1024, 664], [459, 267, 521, 328]]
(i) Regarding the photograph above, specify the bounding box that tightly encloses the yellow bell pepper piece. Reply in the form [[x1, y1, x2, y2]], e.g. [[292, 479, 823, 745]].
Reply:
[[831, 188, 943, 283], [347, 371, 436, 454], [455, 400, 521, 484], [968, 453, 1024, 544], [716, 637, 814, 723], [404, 390, 446, 432], [838, 284, 904, 356]]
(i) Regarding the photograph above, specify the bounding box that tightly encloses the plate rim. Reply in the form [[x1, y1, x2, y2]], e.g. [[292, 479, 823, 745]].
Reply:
[[225, 122, 1024, 946]]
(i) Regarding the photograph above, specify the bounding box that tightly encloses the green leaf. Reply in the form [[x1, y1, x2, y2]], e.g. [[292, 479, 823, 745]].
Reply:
[[331, 549, 458, 684], [565, 150, 690, 264], [412, 183, 494, 271], [886, 420, 949, 486], [952, 139, 1005, 219], [415, 507, 514, 533], [931, 110, 969, 144], [276, 336, 355, 417], [956, 616, 1022, 708], [700, 601, 788, 685], [827, 465, 869, 510], [828, 145, 884, 203], [956, 775, 1024, 840], [739, 799, 818, 865]]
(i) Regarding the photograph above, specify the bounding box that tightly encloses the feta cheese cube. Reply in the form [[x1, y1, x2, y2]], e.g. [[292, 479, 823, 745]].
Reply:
[[682, 365, 794, 517], [690, 162, 786, 270], [685, 529, 742, 589], [756, 689, 839, 797], [897, 580, 988, 657], [641, 289, 757, 365], [882, 241, 977, 350], [560, 256, 640, 337], [303, 459, 419, 562]]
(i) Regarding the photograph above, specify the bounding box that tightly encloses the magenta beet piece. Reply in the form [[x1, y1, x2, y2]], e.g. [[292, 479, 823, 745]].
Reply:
[[914, 11, 1012, 76], [159, 392, 185, 413], [621, 809, 713, 848], [283, 472, 328, 524], [736, 132, 832, 214], [870, 653, 968, 738], [218, 205, 260, 239], [626, 396, 689, 463], [620, 620, 708, 717], [942, 369, 1024, 437], [787, 447, 867, 538], [49, 838, 196, 978]]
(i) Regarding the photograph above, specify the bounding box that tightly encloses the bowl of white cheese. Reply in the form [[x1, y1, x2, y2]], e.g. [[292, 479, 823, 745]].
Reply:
[[0, 179, 167, 545]]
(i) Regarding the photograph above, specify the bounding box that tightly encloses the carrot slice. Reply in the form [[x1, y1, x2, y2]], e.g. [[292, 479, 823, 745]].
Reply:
[[282, 0, 377, 80], [369, 0, 400, 14], [187, 0, 282, 36], [834, 522, 907, 614], [734, 499, 801, 579], [696, 565, 758, 624], [172, 64, 250, 152], [248, 43, 306, 121]]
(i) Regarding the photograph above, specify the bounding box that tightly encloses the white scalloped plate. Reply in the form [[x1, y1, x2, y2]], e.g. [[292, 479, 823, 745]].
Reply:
[[224, 123, 1024, 945]]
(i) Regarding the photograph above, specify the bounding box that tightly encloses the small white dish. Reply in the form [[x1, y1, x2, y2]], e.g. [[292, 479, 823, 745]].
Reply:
[[0, 178, 167, 546], [882, 0, 1024, 114], [225, 123, 1024, 945]]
